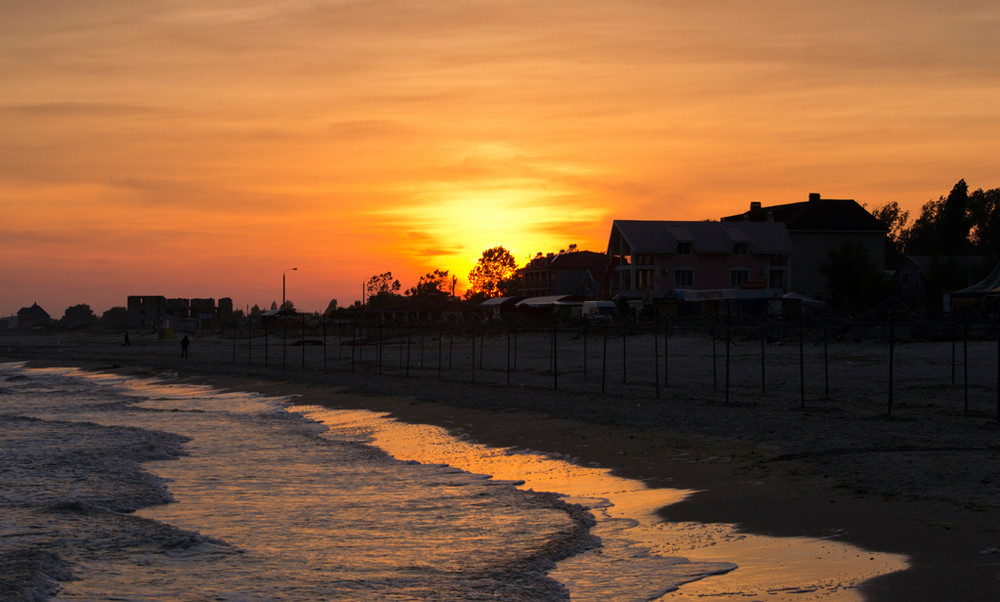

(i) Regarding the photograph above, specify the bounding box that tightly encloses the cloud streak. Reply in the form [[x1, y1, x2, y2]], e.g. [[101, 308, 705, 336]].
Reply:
[[4, 1, 1000, 314]]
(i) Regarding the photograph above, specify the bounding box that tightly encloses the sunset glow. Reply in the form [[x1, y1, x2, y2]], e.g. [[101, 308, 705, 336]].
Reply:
[[4, 1, 1000, 315]]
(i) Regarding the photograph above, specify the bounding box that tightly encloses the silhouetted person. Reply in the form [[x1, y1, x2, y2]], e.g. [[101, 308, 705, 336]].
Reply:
[[123, 331, 130, 347], [181, 335, 190, 359]]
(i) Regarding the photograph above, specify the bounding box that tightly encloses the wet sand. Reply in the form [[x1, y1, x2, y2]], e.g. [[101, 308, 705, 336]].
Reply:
[[3, 329, 999, 600]]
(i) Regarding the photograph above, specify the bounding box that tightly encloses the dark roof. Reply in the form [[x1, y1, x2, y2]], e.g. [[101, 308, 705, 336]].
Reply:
[[17, 303, 49, 320], [610, 220, 794, 255], [548, 250, 608, 270], [722, 195, 887, 233]]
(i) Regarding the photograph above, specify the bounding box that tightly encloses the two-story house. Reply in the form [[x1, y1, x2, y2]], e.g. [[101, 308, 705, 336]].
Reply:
[[517, 249, 609, 298], [608, 220, 794, 303], [722, 193, 888, 300]]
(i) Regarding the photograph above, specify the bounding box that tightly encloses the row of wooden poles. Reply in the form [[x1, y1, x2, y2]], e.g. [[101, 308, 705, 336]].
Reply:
[[230, 312, 1000, 420]]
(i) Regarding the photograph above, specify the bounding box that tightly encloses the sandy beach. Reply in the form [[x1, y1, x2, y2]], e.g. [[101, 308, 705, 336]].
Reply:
[[3, 326, 999, 600]]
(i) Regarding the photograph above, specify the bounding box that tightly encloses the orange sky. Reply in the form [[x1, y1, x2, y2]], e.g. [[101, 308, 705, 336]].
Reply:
[[4, 1, 1000, 317]]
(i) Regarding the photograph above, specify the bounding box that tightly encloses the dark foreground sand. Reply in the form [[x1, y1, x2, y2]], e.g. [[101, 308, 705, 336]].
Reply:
[[3, 329, 999, 600]]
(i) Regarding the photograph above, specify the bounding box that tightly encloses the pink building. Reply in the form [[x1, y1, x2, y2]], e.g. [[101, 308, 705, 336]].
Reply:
[[607, 220, 794, 302]]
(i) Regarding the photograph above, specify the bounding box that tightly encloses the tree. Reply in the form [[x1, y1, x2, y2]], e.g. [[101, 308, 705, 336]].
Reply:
[[968, 186, 1000, 253], [870, 201, 909, 265], [903, 196, 944, 255], [60, 304, 97, 329], [365, 271, 401, 302], [819, 241, 893, 314], [100, 306, 128, 329], [940, 179, 971, 254], [465, 246, 518, 301], [324, 299, 338, 317], [406, 269, 452, 297]]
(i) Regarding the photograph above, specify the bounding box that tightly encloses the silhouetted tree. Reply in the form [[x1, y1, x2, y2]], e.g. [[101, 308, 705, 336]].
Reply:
[[324, 299, 338, 317], [903, 196, 944, 255], [968, 186, 1000, 253], [250, 304, 262, 316], [819, 241, 893, 314], [60, 304, 97, 329], [465, 246, 518, 302], [100, 306, 128, 329], [366, 271, 402, 304], [870, 201, 909, 266], [903, 179, 979, 256], [923, 256, 974, 306], [940, 179, 971, 254], [406, 269, 452, 297]]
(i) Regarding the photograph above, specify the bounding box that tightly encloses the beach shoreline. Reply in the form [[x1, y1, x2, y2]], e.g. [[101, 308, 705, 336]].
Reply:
[[3, 330, 999, 600]]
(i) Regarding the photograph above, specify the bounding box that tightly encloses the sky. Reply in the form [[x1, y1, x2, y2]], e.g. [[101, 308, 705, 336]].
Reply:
[[4, 1, 1000, 317]]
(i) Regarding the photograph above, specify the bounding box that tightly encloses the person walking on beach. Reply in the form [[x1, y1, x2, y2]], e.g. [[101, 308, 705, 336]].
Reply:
[[123, 331, 130, 347], [181, 335, 190, 359]]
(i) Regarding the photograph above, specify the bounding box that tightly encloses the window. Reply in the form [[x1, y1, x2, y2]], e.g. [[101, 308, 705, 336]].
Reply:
[[730, 269, 750, 287], [674, 269, 694, 287], [769, 269, 785, 289], [676, 242, 692, 255], [733, 243, 749, 256]]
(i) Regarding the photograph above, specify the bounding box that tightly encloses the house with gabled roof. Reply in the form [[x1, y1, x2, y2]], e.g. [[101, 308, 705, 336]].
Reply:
[[16, 302, 51, 330], [517, 249, 609, 298], [607, 220, 793, 307], [722, 193, 888, 299]]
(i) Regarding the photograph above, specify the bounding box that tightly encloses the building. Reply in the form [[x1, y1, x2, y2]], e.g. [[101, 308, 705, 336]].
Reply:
[[127, 295, 234, 330], [127, 296, 167, 330], [16, 302, 51, 330], [893, 256, 989, 302], [607, 220, 793, 306], [723, 193, 888, 299], [517, 250, 609, 298]]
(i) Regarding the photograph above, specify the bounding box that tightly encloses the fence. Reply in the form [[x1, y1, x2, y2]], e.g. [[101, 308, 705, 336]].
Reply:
[[227, 305, 1000, 421]]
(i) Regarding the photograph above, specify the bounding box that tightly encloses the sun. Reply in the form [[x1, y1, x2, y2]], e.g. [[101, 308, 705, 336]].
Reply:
[[373, 186, 607, 295]]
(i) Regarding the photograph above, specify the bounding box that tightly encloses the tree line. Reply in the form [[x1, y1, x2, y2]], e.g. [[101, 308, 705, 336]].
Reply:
[[363, 246, 519, 308], [825, 179, 999, 314], [873, 179, 1000, 261]]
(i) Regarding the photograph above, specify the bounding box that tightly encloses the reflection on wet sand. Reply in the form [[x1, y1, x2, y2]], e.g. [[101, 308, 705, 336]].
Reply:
[[294, 405, 908, 600]]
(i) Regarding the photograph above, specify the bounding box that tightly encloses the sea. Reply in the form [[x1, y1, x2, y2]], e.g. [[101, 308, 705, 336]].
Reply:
[[0, 361, 905, 601]]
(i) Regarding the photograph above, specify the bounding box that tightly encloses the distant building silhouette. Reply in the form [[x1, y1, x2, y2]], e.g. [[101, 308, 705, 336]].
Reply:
[[16, 302, 51, 330], [127, 295, 234, 330], [722, 193, 887, 300], [893, 255, 987, 301], [517, 250, 609, 298]]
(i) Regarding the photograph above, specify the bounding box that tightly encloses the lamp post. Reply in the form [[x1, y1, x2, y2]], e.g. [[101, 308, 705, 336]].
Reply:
[[283, 267, 297, 311]]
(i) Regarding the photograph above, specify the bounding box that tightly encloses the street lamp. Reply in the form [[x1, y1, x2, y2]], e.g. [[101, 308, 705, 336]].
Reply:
[[283, 267, 297, 311]]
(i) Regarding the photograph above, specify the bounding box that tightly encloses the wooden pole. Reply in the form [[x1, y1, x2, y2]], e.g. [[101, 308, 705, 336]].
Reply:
[[798, 304, 805, 409], [601, 325, 608, 394], [823, 320, 829, 398], [726, 302, 732, 405], [552, 317, 558, 391], [664, 320, 670, 388], [507, 327, 511, 386], [964, 321, 969, 413], [760, 317, 766, 395], [622, 327, 628, 385], [888, 304, 895, 417], [654, 321, 660, 399]]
